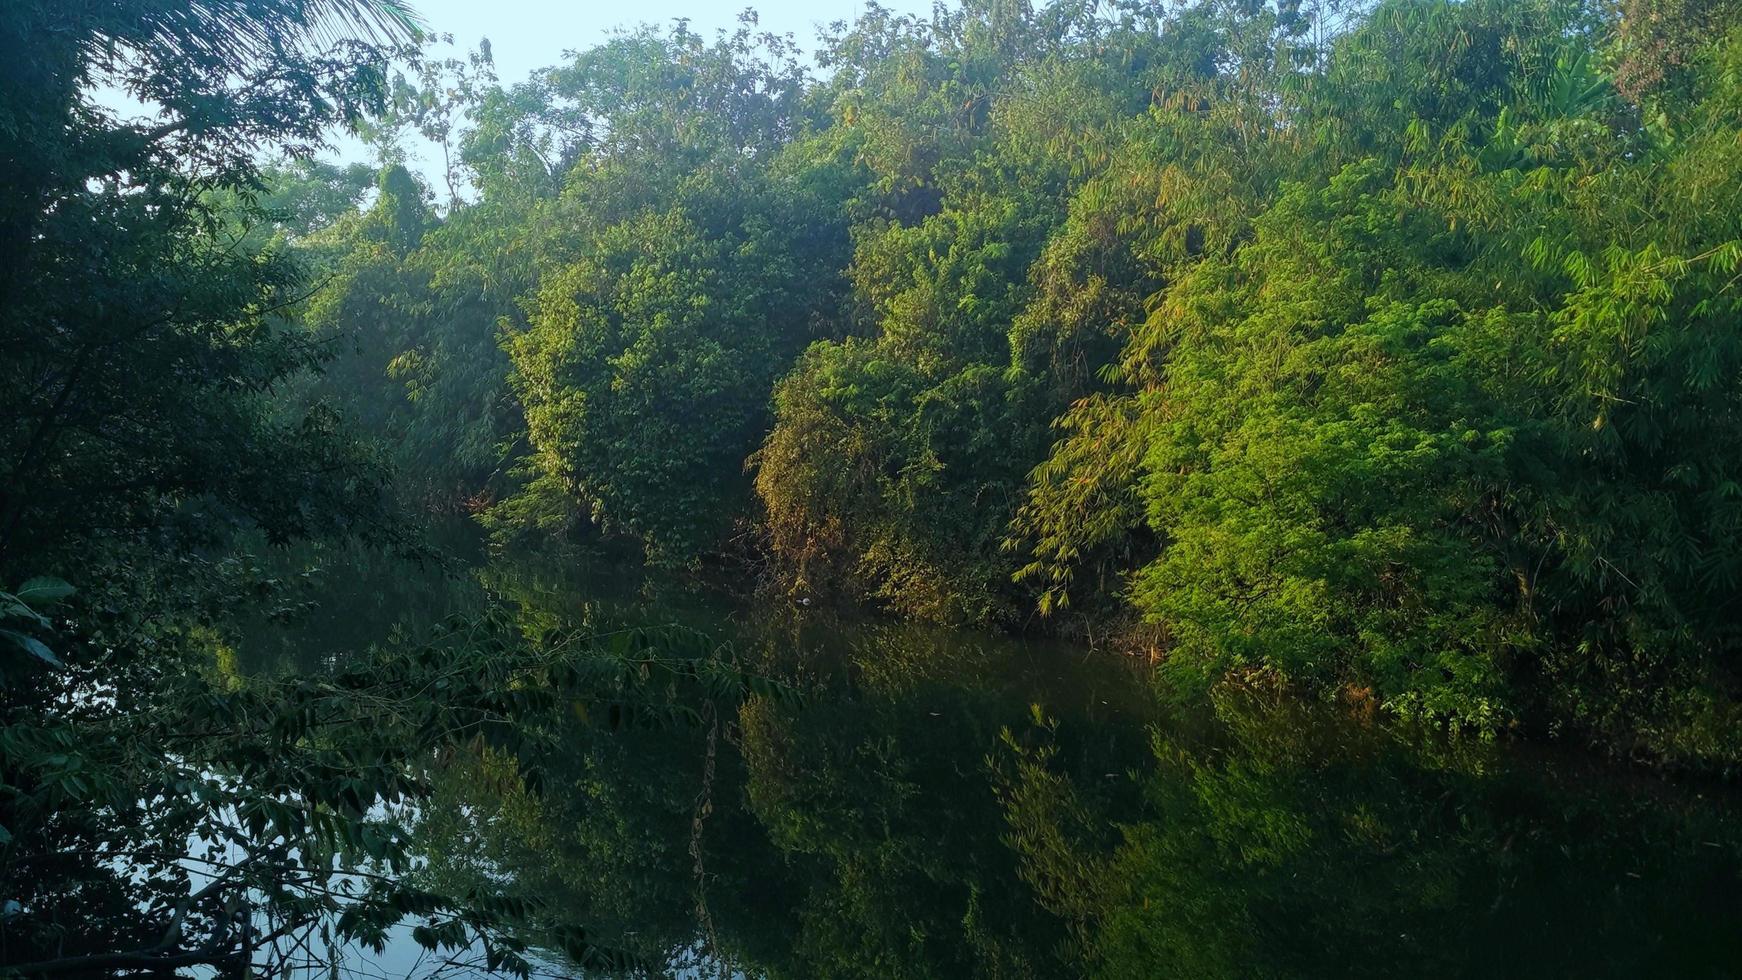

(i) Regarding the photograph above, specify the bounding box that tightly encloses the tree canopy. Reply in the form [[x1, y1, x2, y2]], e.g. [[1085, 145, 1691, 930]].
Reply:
[[267, 0, 1742, 759], [8, 0, 1742, 971]]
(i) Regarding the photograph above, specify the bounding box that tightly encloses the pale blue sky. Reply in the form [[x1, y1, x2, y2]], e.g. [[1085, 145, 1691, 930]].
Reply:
[[339, 0, 936, 181], [406, 0, 933, 87]]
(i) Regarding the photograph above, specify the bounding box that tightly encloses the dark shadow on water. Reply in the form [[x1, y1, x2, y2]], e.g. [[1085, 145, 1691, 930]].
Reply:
[[226, 526, 1742, 978]]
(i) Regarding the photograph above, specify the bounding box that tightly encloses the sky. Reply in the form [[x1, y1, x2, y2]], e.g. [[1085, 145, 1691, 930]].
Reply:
[[328, 0, 937, 182], [404, 0, 932, 88]]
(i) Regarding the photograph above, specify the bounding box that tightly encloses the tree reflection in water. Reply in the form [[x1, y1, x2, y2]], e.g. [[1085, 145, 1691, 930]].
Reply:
[[246, 535, 1742, 978]]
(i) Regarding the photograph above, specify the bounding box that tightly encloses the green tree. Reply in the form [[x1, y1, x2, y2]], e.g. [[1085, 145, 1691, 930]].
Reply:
[[295, 162, 525, 504], [755, 0, 1176, 625], [498, 20, 857, 562], [0, 0, 420, 570], [1006, 0, 1742, 754]]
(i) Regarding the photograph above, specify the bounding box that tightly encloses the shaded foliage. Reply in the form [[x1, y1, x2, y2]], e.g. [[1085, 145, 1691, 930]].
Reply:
[[1001, 686, 1742, 978], [248, 0, 1742, 760]]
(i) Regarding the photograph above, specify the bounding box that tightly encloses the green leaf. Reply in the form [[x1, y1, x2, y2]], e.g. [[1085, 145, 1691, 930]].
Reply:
[[0, 629, 63, 667], [15, 577, 74, 607], [0, 594, 49, 628]]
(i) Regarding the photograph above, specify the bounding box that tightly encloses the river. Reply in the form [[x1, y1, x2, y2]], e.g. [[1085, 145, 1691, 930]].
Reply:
[[226, 521, 1742, 978]]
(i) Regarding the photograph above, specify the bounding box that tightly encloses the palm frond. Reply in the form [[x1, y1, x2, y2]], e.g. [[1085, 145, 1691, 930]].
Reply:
[[101, 0, 425, 71]]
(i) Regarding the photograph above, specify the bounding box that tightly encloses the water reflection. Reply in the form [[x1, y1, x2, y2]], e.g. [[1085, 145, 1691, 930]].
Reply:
[[233, 531, 1742, 978], [1006, 686, 1742, 978]]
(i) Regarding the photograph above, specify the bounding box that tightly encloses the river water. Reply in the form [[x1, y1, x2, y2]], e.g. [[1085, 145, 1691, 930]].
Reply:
[[229, 522, 1742, 978]]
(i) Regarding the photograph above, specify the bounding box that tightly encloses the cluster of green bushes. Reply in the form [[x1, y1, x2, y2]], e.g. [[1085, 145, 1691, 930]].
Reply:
[[293, 0, 1742, 757], [0, 2, 787, 973]]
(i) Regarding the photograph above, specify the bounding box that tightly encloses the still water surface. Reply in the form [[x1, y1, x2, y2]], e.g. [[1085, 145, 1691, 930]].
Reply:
[[231, 524, 1742, 978]]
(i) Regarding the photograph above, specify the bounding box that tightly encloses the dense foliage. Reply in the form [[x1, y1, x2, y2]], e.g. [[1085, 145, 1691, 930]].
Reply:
[[0, 1, 414, 569], [8, 0, 1742, 970], [0, 1, 781, 975], [269, 0, 1742, 760]]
